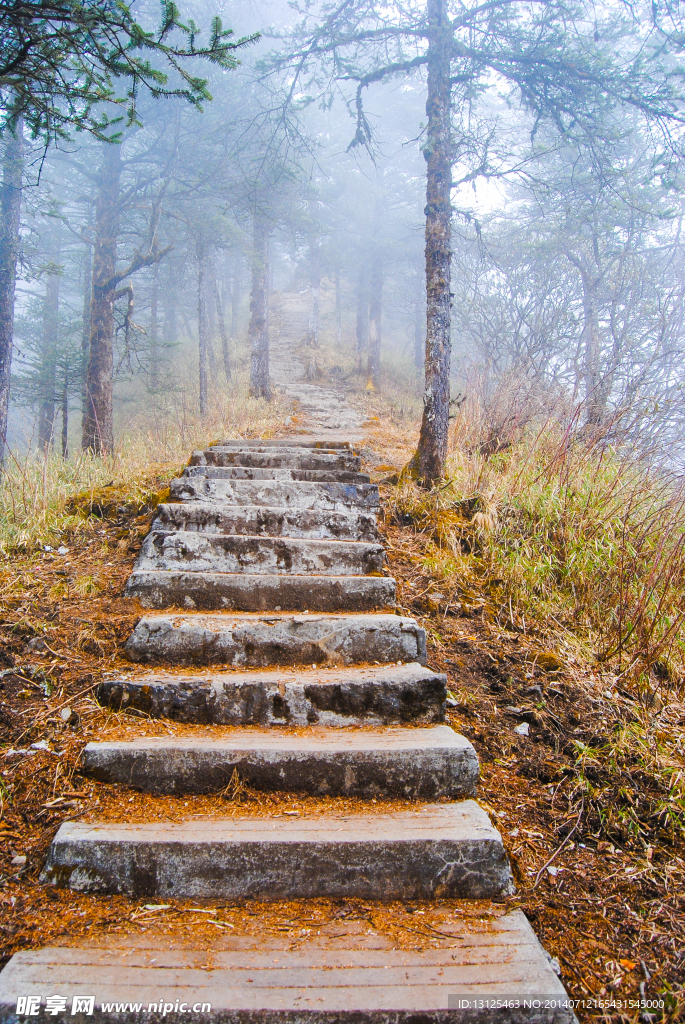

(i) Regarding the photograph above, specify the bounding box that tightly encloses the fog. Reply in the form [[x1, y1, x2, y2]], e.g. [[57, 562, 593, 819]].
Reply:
[[5, 0, 685, 464]]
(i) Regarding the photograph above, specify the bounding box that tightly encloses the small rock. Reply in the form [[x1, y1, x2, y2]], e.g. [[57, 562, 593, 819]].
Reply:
[[546, 865, 558, 877], [513, 722, 529, 736], [284, 416, 292, 425], [60, 707, 72, 722], [534, 651, 563, 672], [10, 855, 26, 868], [30, 740, 50, 751], [524, 685, 543, 698], [57, 546, 69, 555], [43, 545, 53, 552]]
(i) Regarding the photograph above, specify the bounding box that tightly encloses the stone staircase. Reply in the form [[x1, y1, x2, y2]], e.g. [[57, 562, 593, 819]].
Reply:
[[0, 439, 575, 1021]]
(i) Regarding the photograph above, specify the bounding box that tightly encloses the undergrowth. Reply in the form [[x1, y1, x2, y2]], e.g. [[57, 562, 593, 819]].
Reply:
[[390, 422, 685, 682], [385, 409, 685, 843], [0, 380, 286, 554]]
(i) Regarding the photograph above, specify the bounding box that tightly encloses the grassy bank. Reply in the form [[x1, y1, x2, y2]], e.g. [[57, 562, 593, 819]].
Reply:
[[0, 379, 287, 554]]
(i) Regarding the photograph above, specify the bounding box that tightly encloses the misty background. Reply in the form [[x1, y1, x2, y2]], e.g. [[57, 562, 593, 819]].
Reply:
[[6, 0, 685, 464]]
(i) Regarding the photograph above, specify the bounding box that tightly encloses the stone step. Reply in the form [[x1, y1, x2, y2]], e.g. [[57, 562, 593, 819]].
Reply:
[[133, 532, 385, 576], [151, 503, 381, 542], [0, 910, 575, 1023], [169, 477, 379, 510], [124, 613, 427, 668], [40, 802, 514, 900], [182, 466, 371, 484], [100, 663, 445, 726], [190, 449, 362, 470], [212, 439, 353, 449], [81, 726, 477, 798], [124, 571, 395, 612]]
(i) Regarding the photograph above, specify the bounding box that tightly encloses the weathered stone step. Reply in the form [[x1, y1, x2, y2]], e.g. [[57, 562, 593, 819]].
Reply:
[[169, 477, 379, 510], [100, 662, 445, 726], [134, 532, 385, 576], [152, 503, 381, 542], [0, 910, 575, 1023], [124, 613, 427, 667], [124, 570, 395, 612], [182, 466, 371, 484], [40, 802, 513, 900], [82, 726, 477, 798], [190, 449, 362, 470], [213, 438, 353, 449]]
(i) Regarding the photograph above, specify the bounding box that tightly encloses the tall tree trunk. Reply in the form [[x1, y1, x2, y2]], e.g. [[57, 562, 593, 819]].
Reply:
[[248, 215, 271, 401], [415, 0, 453, 485], [150, 261, 159, 391], [212, 262, 231, 380], [335, 264, 343, 347], [367, 250, 382, 391], [355, 264, 368, 373], [61, 369, 69, 459], [306, 243, 321, 347], [80, 200, 93, 436], [82, 142, 122, 454], [197, 239, 209, 418], [205, 278, 217, 378], [38, 265, 60, 452], [0, 121, 23, 467], [580, 271, 604, 426], [163, 264, 177, 349], [230, 253, 240, 338]]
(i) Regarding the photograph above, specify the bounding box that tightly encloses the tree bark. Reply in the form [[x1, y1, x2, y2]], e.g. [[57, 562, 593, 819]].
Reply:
[[415, 0, 453, 485], [355, 264, 368, 373], [230, 253, 240, 338], [82, 142, 122, 454], [61, 371, 69, 459], [38, 265, 60, 452], [367, 251, 382, 390], [197, 239, 209, 417], [80, 202, 93, 436], [248, 215, 271, 400], [0, 121, 23, 467], [212, 261, 231, 380]]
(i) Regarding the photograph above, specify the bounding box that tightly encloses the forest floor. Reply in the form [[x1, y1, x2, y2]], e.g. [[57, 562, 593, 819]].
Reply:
[[0, 424, 683, 1022]]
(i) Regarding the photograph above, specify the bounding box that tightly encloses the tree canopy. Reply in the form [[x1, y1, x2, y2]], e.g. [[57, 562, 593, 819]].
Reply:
[[0, 0, 256, 141]]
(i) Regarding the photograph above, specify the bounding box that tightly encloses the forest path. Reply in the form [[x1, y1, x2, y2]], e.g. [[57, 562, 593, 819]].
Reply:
[[270, 290, 365, 436], [0, 435, 572, 1021]]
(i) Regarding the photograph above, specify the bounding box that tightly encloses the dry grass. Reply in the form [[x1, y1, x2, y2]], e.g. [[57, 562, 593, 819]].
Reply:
[[0, 374, 288, 554]]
